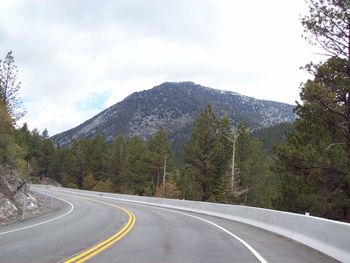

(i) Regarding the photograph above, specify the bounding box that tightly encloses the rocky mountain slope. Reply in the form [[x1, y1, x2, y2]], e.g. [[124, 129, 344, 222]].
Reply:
[[0, 175, 45, 224], [52, 82, 296, 147]]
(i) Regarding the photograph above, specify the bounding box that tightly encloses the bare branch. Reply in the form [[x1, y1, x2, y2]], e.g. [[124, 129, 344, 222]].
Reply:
[[316, 96, 347, 119], [325, 142, 345, 151]]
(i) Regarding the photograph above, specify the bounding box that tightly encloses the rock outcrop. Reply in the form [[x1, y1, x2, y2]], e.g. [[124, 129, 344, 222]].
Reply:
[[0, 174, 45, 225]]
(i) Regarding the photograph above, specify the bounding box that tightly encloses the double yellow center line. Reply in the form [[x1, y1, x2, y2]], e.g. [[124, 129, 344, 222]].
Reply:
[[64, 197, 136, 263]]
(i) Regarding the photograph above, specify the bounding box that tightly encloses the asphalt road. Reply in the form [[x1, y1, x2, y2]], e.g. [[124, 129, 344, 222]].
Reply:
[[0, 186, 338, 263]]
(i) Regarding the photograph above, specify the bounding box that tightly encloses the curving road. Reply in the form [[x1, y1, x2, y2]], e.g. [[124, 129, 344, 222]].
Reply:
[[0, 186, 338, 263]]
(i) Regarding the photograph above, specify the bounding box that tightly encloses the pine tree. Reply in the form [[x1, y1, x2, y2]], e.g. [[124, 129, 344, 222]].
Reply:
[[301, 0, 350, 161], [0, 51, 25, 120], [84, 136, 107, 181], [235, 121, 274, 207], [0, 51, 26, 173], [68, 140, 88, 188], [124, 136, 151, 195], [274, 115, 348, 219], [214, 114, 234, 186], [302, 0, 350, 60], [212, 172, 233, 204], [106, 135, 128, 192], [147, 126, 173, 193], [273, 0, 350, 221], [47, 147, 68, 184], [175, 165, 202, 200], [38, 130, 55, 179], [0, 102, 15, 168], [183, 104, 219, 201]]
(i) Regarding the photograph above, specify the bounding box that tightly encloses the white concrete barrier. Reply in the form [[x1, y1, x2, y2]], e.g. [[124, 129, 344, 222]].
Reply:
[[45, 187, 350, 262]]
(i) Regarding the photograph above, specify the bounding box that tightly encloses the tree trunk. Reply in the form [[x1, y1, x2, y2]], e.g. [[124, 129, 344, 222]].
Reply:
[[346, 89, 350, 160], [156, 168, 160, 190], [345, 90, 350, 221], [202, 182, 208, 201]]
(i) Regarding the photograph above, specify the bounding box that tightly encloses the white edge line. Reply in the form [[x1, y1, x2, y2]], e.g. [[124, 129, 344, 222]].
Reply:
[[158, 207, 268, 263], [117, 200, 268, 263], [0, 190, 74, 236], [53, 188, 267, 263]]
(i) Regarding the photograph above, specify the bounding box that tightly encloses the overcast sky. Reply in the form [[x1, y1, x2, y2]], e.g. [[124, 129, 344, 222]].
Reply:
[[0, 0, 321, 135]]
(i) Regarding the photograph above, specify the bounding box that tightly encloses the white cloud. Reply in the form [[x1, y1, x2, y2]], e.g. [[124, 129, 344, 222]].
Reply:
[[0, 0, 321, 135]]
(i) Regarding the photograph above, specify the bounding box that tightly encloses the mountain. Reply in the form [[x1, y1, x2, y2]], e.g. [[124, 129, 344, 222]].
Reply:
[[51, 82, 296, 148]]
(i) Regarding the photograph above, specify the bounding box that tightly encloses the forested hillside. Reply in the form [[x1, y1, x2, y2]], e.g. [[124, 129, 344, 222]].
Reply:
[[51, 82, 295, 149], [11, 105, 276, 208], [253, 122, 293, 154], [1, 0, 350, 223], [0, 51, 282, 211]]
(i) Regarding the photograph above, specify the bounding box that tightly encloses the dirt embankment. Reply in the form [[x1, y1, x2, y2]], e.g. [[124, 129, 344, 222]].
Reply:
[[0, 175, 47, 225]]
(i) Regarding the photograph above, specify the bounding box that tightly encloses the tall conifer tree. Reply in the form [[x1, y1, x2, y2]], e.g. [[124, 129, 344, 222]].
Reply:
[[275, 0, 350, 220]]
